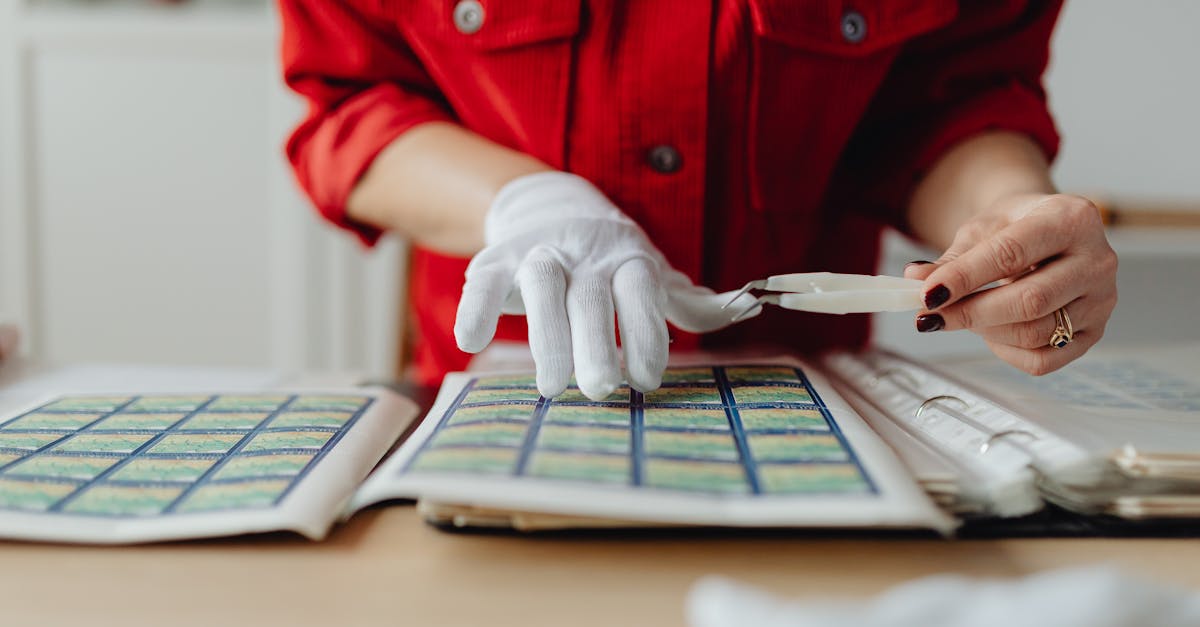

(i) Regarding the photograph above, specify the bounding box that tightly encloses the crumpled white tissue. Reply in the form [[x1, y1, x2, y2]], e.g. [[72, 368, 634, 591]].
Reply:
[[687, 566, 1200, 627]]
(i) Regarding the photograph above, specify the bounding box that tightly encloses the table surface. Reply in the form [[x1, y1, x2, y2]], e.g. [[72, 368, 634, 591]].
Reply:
[[2, 506, 1198, 627], [2, 359, 1198, 625]]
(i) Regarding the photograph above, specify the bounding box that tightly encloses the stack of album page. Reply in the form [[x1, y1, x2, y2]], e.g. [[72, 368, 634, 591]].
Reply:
[[822, 343, 1200, 520]]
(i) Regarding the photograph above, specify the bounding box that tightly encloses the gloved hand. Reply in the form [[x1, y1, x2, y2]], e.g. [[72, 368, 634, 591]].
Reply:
[[455, 172, 760, 400]]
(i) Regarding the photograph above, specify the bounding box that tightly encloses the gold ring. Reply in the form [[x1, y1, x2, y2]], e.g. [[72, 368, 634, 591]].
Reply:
[[1049, 307, 1074, 348]]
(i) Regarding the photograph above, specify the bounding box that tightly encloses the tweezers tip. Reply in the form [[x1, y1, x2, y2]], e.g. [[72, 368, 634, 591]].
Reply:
[[729, 296, 767, 323], [721, 281, 760, 310]]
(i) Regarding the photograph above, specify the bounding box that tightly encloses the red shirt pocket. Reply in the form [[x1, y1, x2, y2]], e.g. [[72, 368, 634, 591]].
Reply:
[[744, 0, 957, 214], [749, 0, 957, 56], [398, 0, 584, 167]]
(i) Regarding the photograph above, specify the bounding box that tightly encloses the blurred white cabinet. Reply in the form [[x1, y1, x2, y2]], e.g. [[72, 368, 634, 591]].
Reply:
[[0, 0, 403, 375]]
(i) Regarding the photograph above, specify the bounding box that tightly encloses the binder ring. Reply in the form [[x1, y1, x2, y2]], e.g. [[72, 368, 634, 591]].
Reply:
[[979, 429, 1040, 454], [914, 395, 968, 420], [871, 368, 919, 389]]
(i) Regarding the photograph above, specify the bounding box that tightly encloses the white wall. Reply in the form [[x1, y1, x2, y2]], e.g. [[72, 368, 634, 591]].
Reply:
[[1049, 0, 1200, 200]]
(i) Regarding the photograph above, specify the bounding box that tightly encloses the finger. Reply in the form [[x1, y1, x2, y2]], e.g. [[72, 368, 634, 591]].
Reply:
[[664, 268, 760, 331], [612, 258, 668, 393], [920, 255, 1085, 331], [902, 260, 937, 281], [566, 276, 621, 400], [973, 298, 1099, 350], [454, 260, 515, 354], [669, 287, 760, 330], [516, 249, 572, 398], [985, 328, 1103, 377], [922, 208, 1083, 311]]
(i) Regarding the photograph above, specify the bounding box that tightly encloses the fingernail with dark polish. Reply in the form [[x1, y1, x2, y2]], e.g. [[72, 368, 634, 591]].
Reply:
[[906, 260, 933, 267], [916, 314, 945, 333], [924, 284, 950, 309]]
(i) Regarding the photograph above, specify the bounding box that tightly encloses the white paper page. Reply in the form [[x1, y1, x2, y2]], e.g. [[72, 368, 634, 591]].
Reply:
[[942, 343, 1200, 456], [0, 388, 415, 544], [352, 359, 954, 534]]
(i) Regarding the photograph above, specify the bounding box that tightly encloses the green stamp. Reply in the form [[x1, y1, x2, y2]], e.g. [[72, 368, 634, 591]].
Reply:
[[147, 433, 243, 455], [642, 408, 729, 431], [0, 432, 63, 451], [724, 366, 800, 384], [659, 367, 716, 383], [758, 464, 869, 494], [6, 455, 120, 481], [543, 404, 631, 427], [2, 412, 104, 431], [643, 386, 723, 405], [94, 413, 187, 431], [644, 430, 739, 462], [242, 431, 335, 452], [270, 411, 355, 429], [39, 396, 132, 413], [411, 446, 518, 475], [175, 481, 290, 513], [446, 404, 536, 427], [206, 395, 289, 412], [537, 424, 629, 455], [643, 459, 749, 494], [0, 478, 78, 512], [429, 422, 527, 449], [54, 433, 155, 454], [746, 433, 848, 462], [109, 458, 217, 482], [181, 412, 270, 430], [739, 408, 828, 431], [125, 396, 211, 413], [462, 388, 543, 404], [288, 395, 370, 412], [528, 451, 629, 484], [730, 385, 814, 405], [64, 484, 184, 516], [213, 454, 315, 480]]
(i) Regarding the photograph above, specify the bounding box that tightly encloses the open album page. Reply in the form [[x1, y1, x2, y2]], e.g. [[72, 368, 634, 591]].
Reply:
[[353, 360, 954, 533], [0, 389, 415, 543]]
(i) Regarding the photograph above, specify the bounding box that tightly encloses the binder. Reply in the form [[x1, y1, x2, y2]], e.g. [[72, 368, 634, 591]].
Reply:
[[822, 344, 1200, 520]]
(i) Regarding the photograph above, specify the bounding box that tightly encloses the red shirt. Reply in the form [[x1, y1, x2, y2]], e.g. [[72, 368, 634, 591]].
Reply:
[[281, 0, 1061, 385]]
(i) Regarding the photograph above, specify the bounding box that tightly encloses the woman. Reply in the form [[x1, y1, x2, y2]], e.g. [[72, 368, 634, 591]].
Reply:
[[280, 0, 1117, 400]]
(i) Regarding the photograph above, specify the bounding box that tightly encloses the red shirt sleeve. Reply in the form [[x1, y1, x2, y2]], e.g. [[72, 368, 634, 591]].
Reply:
[[280, 0, 454, 245], [835, 0, 1063, 231]]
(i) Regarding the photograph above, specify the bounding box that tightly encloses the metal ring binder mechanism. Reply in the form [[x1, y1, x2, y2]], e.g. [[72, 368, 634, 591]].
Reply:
[[914, 395, 1042, 459], [980, 430, 1040, 455], [915, 395, 969, 420], [870, 368, 919, 389]]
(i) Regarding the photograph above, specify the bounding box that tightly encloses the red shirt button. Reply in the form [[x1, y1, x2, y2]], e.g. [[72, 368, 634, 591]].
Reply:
[[647, 145, 682, 174]]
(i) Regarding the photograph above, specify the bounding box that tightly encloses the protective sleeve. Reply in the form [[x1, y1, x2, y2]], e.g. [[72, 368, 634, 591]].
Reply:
[[834, 1, 1063, 232], [280, 0, 455, 245]]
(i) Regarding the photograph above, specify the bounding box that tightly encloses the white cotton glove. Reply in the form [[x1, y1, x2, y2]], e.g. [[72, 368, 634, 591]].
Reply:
[[455, 172, 761, 401]]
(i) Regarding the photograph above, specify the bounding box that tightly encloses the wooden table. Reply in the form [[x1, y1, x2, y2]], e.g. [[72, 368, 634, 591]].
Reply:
[[1, 506, 1197, 627]]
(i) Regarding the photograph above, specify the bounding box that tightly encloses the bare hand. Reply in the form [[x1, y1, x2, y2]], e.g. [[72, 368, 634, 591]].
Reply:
[[904, 193, 1118, 375]]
